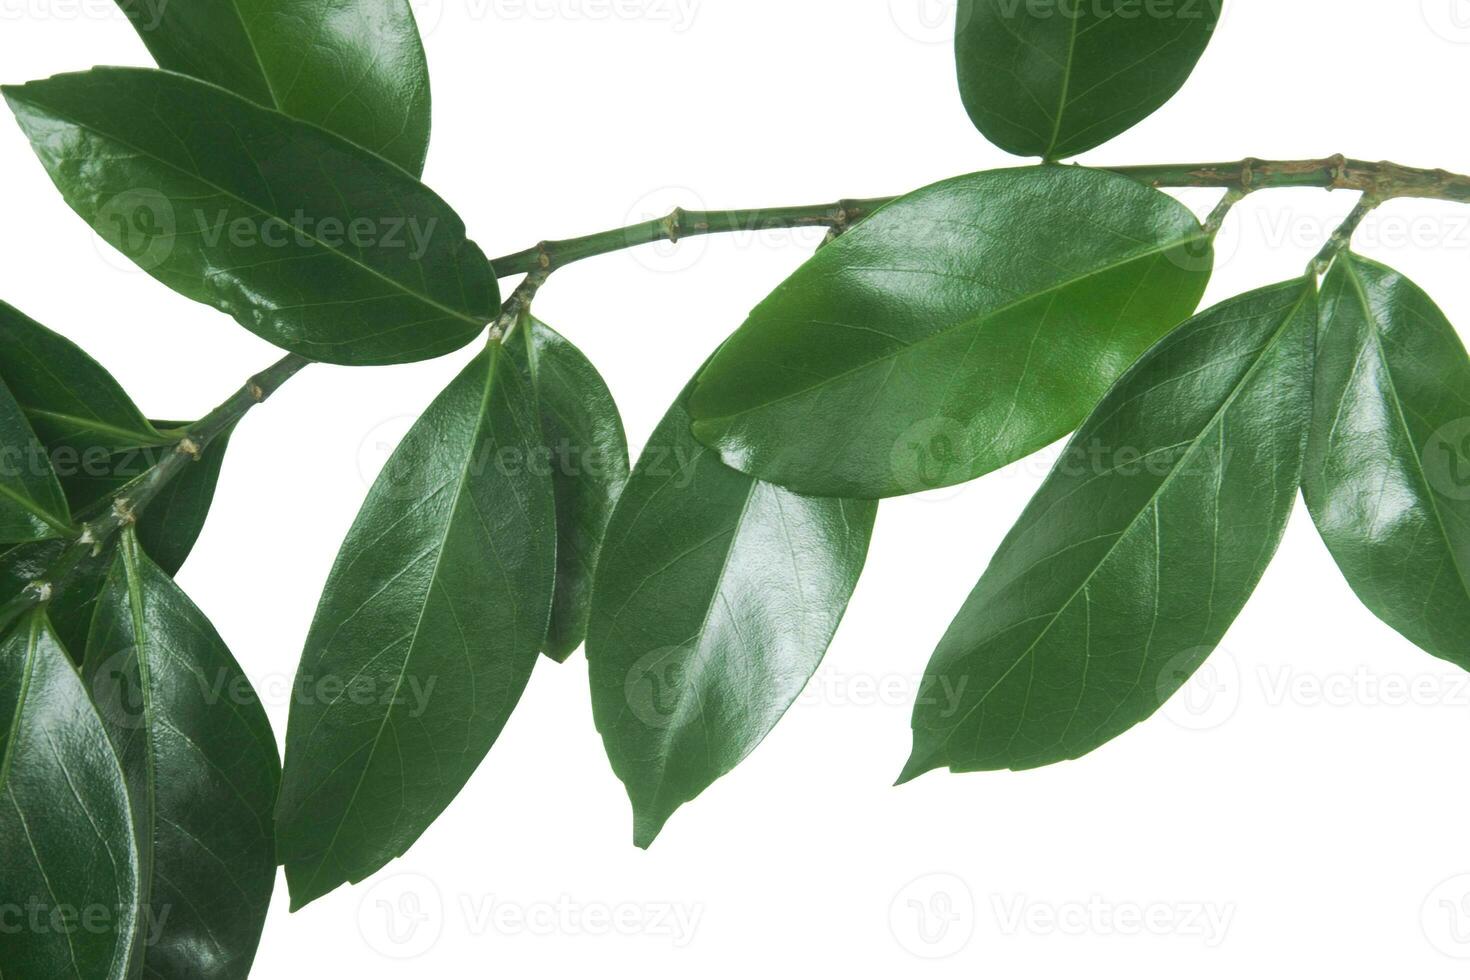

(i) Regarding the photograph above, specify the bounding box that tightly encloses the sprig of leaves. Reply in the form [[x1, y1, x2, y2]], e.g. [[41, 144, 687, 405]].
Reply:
[[6, 2, 1470, 974]]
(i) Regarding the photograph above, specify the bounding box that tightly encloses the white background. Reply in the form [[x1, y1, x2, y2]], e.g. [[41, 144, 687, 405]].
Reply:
[[4, 0, 1470, 975]]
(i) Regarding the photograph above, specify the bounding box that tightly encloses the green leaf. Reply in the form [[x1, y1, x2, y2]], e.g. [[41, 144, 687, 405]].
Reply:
[[276, 344, 556, 909], [0, 374, 72, 542], [588, 371, 876, 847], [1305, 254, 1470, 669], [0, 304, 219, 572], [81, 530, 278, 979], [0, 611, 141, 980], [4, 68, 498, 366], [956, 0, 1223, 160], [902, 279, 1314, 779], [689, 166, 1212, 498], [115, 0, 432, 175], [506, 315, 631, 661], [0, 300, 166, 453]]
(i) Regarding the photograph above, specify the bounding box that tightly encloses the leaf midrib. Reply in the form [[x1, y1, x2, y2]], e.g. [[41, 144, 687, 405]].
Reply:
[[117, 533, 159, 971]]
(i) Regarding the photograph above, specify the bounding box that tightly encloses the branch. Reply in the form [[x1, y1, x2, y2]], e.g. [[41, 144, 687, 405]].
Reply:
[[487, 157, 1470, 279], [1106, 155, 1470, 202], [0, 352, 311, 628], [489, 198, 894, 276]]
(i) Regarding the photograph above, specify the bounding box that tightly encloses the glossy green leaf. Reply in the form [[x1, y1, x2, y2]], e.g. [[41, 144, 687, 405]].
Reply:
[[689, 166, 1212, 499], [0, 612, 141, 980], [1305, 254, 1470, 669], [588, 372, 876, 847], [5, 68, 498, 366], [115, 0, 432, 175], [276, 344, 555, 908], [80, 530, 278, 979], [506, 315, 631, 661], [956, 0, 1223, 160], [902, 280, 1314, 778], [0, 300, 165, 453], [0, 304, 219, 572], [0, 374, 72, 543]]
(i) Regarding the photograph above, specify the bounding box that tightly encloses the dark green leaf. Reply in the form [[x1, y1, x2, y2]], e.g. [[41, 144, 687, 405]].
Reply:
[[1305, 254, 1470, 669], [0, 374, 72, 542], [5, 68, 498, 366], [956, 0, 1223, 160], [506, 315, 631, 661], [81, 530, 278, 979], [689, 166, 1212, 498], [276, 344, 555, 908], [902, 279, 1314, 779], [0, 611, 141, 980], [0, 300, 165, 453], [0, 304, 220, 572], [115, 0, 432, 175], [589, 372, 875, 847]]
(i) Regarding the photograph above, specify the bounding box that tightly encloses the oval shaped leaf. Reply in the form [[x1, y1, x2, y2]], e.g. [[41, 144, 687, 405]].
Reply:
[[4, 68, 497, 366], [588, 372, 876, 847], [902, 280, 1314, 779], [115, 0, 432, 175], [1306, 254, 1470, 669], [506, 315, 631, 661], [0, 612, 141, 980], [0, 300, 165, 452], [81, 530, 278, 979], [0, 374, 72, 543], [956, 0, 1223, 159], [276, 344, 555, 909], [689, 166, 1212, 498]]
